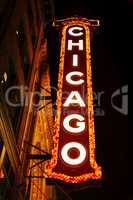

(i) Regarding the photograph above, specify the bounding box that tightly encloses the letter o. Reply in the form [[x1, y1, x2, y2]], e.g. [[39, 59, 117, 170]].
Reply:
[[61, 142, 87, 165]]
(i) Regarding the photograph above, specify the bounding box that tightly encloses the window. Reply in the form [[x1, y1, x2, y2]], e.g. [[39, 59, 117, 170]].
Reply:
[[0, 0, 9, 16], [0, 136, 5, 179], [34, 0, 40, 30], [3, 153, 10, 176], [28, 0, 36, 48], [43, 0, 52, 21], [7, 59, 17, 84], [5, 58, 21, 133], [16, 18, 30, 80], [0, 136, 4, 157], [0, 56, 21, 134], [0, 72, 7, 84], [3, 153, 15, 184]]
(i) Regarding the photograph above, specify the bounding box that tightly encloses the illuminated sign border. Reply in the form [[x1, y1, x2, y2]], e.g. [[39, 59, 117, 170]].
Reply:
[[46, 18, 102, 183]]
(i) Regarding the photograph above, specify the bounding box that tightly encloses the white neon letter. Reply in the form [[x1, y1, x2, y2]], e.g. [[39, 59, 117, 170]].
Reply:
[[61, 142, 86, 165], [63, 114, 85, 133], [63, 91, 85, 107], [66, 71, 84, 85], [68, 40, 83, 51], [68, 26, 83, 37], [72, 54, 78, 66]]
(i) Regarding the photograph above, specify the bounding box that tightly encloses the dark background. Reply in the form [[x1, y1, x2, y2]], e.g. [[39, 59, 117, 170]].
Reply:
[[47, 0, 129, 199]]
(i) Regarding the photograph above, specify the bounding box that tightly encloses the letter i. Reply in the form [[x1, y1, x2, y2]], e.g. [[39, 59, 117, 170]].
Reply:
[[72, 54, 78, 67]]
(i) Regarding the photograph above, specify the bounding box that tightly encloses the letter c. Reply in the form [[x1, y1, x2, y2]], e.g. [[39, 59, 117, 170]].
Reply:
[[66, 71, 84, 85], [68, 26, 83, 37]]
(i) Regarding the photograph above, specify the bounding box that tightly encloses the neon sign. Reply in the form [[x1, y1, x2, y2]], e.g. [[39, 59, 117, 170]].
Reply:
[[46, 18, 102, 183]]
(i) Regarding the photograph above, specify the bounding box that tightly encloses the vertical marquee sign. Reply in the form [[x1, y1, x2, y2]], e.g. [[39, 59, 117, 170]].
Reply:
[[46, 17, 102, 183]]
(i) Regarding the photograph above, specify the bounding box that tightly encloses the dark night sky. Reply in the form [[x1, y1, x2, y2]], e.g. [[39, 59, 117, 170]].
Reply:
[[47, 0, 129, 199]]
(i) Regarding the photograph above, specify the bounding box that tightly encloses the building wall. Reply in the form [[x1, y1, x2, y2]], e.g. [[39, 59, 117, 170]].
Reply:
[[0, 0, 55, 199]]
